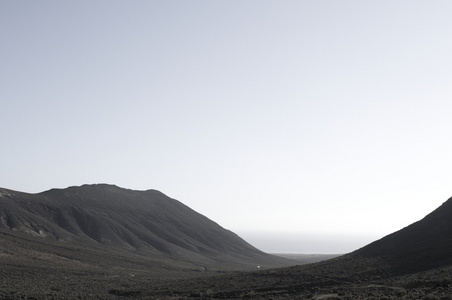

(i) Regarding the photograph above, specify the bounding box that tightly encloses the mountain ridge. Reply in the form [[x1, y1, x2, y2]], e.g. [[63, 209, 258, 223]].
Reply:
[[0, 184, 291, 271], [3, 186, 452, 298]]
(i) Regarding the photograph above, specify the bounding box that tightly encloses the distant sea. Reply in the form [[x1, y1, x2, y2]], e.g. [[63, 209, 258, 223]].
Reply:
[[235, 231, 381, 254]]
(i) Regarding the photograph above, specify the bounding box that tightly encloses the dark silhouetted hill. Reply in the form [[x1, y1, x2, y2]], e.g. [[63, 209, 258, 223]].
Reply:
[[351, 196, 452, 274], [0, 184, 290, 272]]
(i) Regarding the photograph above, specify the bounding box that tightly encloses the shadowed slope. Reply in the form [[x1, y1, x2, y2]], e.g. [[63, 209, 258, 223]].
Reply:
[[351, 196, 452, 274], [0, 184, 290, 271]]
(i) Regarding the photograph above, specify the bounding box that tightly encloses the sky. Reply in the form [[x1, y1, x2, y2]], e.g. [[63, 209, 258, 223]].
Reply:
[[1, 1, 452, 254]]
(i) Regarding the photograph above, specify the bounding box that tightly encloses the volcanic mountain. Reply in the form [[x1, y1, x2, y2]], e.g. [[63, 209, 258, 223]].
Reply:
[[3, 188, 452, 299], [0, 184, 290, 272], [350, 195, 452, 274], [303, 195, 452, 278]]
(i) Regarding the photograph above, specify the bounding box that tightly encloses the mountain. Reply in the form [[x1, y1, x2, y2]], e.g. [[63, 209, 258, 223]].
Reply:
[[351, 196, 452, 274], [0, 184, 290, 272], [5, 186, 451, 299]]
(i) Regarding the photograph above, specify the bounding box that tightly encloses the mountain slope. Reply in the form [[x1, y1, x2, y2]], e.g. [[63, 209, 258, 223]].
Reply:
[[351, 196, 452, 274], [0, 184, 290, 271]]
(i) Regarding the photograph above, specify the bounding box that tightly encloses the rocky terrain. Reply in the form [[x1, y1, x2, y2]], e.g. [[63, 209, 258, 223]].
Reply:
[[1, 185, 452, 299]]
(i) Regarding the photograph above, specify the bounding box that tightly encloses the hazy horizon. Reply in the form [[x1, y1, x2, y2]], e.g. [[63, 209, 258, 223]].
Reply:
[[236, 230, 382, 254], [2, 1, 452, 253]]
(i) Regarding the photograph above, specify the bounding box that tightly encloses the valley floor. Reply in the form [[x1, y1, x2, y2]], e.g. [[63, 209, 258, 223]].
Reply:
[[3, 259, 452, 299]]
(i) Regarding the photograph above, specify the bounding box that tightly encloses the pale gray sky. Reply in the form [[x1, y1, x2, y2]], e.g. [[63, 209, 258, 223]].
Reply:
[[1, 1, 451, 253]]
